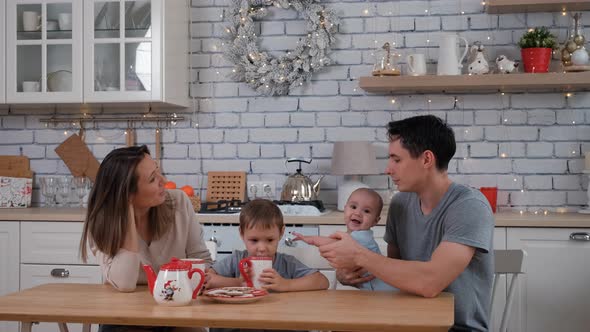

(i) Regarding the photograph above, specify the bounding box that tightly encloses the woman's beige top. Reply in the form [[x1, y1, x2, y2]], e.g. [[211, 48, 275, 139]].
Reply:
[[91, 189, 212, 292]]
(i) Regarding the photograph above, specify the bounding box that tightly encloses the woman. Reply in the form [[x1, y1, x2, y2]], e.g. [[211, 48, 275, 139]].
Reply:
[[80, 145, 211, 332]]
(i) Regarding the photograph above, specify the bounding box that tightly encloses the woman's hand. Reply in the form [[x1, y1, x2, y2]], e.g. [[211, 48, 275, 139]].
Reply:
[[259, 268, 290, 292], [122, 203, 140, 252]]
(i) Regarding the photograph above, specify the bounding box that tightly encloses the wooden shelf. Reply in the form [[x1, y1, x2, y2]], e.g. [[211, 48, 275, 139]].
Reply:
[[486, 0, 590, 14], [358, 72, 590, 94]]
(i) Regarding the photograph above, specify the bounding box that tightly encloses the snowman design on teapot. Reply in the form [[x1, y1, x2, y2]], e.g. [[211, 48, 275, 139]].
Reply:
[[143, 257, 205, 306]]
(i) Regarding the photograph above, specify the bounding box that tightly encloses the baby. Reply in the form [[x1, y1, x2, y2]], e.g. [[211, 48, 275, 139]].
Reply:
[[205, 199, 329, 292], [294, 188, 396, 291]]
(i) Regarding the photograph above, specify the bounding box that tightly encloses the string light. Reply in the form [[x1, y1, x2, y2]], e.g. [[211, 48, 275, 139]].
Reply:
[[500, 153, 507, 158], [363, 8, 369, 15], [391, 98, 396, 104]]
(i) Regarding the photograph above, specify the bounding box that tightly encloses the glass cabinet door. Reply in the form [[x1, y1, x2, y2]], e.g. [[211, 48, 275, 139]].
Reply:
[[6, 0, 82, 103], [85, 0, 158, 102]]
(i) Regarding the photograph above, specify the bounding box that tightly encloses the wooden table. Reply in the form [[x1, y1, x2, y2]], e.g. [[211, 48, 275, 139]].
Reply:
[[0, 284, 454, 332]]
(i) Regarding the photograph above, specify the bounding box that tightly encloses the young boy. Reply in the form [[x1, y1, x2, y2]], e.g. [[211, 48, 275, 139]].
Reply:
[[294, 188, 396, 291], [205, 199, 329, 292]]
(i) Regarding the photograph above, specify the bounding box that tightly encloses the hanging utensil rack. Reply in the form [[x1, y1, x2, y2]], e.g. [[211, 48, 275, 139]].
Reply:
[[39, 113, 184, 125]]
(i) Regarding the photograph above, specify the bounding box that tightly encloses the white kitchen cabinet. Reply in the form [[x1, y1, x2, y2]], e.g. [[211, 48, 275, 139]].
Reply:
[[16, 221, 100, 332], [0, 0, 5, 104], [20, 221, 97, 265], [4, 0, 187, 107], [83, 0, 188, 107], [6, 0, 83, 103], [0, 222, 19, 332], [507, 227, 590, 332]]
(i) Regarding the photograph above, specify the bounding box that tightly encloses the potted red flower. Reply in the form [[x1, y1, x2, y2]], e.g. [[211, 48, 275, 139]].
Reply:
[[518, 27, 557, 73]]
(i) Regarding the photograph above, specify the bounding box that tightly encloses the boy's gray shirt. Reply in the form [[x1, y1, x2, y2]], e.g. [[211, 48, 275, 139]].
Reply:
[[212, 250, 317, 279], [384, 182, 494, 332]]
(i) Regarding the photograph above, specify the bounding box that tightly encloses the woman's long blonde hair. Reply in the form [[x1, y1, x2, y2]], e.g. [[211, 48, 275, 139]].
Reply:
[[79, 145, 174, 262]]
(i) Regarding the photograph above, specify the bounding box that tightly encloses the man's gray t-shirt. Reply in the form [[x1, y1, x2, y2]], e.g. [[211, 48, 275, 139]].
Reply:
[[212, 250, 317, 280], [384, 182, 494, 332]]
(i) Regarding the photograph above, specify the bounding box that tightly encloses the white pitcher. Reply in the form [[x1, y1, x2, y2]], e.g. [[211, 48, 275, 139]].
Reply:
[[437, 33, 468, 75]]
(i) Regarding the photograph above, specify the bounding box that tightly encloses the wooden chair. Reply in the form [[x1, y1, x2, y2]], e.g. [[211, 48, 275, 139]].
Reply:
[[491, 249, 526, 332]]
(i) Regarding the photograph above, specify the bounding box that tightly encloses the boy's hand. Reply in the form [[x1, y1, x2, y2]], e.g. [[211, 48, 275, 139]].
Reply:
[[204, 268, 244, 289], [259, 268, 290, 292], [203, 269, 218, 289]]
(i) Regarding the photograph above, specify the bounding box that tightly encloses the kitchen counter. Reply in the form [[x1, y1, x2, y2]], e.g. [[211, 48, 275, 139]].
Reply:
[[2, 207, 590, 227]]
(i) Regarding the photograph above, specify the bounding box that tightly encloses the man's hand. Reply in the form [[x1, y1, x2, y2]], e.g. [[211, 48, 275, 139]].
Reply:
[[318, 231, 364, 269], [292, 232, 338, 247], [336, 267, 375, 286], [259, 268, 290, 292]]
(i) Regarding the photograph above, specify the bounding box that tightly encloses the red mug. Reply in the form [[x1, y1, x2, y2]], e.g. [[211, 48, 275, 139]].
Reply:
[[239, 256, 272, 288], [480, 187, 498, 213]]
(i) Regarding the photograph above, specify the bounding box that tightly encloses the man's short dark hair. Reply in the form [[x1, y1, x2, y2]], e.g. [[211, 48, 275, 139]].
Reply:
[[387, 115, 456, 171]]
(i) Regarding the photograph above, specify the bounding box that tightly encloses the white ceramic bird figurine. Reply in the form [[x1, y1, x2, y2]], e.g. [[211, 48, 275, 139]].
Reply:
[[495, 55, 519, 74], [468, 44, 490, 75]]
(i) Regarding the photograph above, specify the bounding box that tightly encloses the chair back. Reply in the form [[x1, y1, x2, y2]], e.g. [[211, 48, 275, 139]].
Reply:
[[491, 249, 526, 332]]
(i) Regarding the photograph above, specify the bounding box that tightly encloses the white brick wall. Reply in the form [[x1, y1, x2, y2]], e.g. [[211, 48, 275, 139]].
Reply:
[[2, 1, 589, 212]]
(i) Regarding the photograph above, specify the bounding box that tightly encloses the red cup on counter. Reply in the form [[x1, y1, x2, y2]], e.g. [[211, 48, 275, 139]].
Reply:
[[480, 187, 497, 213]]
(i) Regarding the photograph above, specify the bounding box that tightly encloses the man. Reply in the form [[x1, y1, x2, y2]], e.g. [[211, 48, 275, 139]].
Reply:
[[319, 115, 494, 332]]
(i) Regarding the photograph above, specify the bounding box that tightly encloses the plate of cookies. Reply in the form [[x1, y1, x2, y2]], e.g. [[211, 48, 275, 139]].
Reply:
[[203, 287, 268, 304]]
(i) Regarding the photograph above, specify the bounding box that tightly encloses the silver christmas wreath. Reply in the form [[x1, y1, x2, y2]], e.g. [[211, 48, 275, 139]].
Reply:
[[223, 0, 339, 96]]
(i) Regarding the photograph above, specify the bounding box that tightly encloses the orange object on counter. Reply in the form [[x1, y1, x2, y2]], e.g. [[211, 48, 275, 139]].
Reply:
[[164, 181, 177, 189], [480, 187, 498, 213], [181, 185, 195, 197]]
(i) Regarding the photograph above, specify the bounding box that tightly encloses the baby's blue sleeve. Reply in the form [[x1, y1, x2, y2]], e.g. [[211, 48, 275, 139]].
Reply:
[[351, 230, 381, 255], [351, 230, 397, 291]]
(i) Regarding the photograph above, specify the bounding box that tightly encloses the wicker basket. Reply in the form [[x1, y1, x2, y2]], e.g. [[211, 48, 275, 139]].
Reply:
[[189, 195, 201, 213]]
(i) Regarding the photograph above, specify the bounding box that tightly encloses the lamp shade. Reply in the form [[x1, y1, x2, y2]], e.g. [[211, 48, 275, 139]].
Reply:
[[330, 141, 379, 175]]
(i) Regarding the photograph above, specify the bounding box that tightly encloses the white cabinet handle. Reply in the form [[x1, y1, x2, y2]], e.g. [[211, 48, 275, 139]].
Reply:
[[51, 268, 70, 278], [569, 232, 590, 241]]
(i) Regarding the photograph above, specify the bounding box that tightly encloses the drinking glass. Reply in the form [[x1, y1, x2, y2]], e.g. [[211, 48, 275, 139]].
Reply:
[[73, 176, 89, 207], [40, 177, 58, 207], [57, 177, 72, 207]]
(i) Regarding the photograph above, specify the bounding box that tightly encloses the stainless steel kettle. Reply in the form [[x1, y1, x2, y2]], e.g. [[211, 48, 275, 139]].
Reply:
[[280, 158, 324, 202]]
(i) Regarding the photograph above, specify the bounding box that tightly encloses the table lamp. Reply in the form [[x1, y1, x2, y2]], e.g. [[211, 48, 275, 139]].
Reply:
[[331, 141, 379, 211]]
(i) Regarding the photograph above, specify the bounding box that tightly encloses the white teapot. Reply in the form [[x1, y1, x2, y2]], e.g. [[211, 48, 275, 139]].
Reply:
[[142, 257, 205, 306]]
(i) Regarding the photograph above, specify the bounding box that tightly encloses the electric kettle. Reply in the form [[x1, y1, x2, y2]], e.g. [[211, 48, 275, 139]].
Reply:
[[280, 158, 324, 202]]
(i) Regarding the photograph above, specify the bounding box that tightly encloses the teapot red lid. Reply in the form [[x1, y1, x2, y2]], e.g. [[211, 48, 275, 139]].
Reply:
[[159, 257, 191, 271]]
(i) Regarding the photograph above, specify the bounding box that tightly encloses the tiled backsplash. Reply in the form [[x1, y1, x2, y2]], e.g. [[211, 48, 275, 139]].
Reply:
[[1, 0, 589, 211]]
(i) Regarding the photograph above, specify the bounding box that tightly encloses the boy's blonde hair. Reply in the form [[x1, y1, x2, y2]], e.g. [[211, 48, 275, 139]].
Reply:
[[350, 188, 384, 215], [239, 199, 284, 234]]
